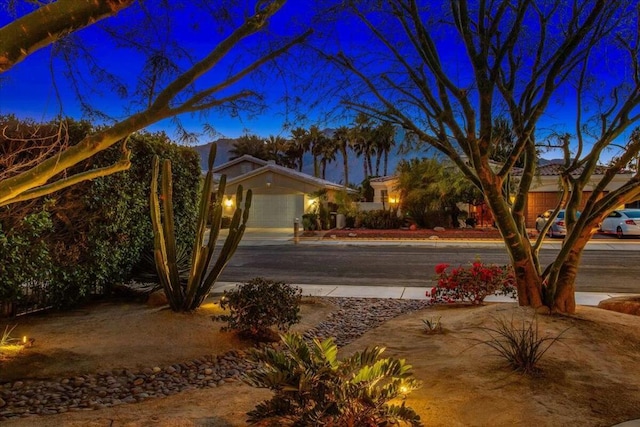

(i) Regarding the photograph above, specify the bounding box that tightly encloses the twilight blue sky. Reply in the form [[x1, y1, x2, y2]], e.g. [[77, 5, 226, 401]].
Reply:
[[1, 1, 637, 166]]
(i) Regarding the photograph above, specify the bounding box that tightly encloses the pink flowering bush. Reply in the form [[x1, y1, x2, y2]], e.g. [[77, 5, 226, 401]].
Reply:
[[426, 261, 517, 305]]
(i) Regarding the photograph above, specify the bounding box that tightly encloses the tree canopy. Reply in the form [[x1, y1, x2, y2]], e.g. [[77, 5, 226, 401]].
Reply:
[[326, 0, 640, 313], [0, 0, 309, 206]]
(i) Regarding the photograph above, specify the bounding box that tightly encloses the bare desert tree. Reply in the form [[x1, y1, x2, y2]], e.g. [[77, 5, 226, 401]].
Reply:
[[0, 0, 309, 206], [328, 0, 640, 313], [0, 0, 135, 73]]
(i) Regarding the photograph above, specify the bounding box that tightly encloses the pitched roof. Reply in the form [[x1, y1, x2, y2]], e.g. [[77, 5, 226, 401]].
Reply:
[[369, 175, 398, 183], [212, 154, 268, 173], [511, 162, 632, 177], [221, 161, 358, 193]]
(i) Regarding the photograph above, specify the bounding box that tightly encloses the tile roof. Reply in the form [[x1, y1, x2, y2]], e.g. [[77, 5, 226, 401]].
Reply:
[[512, 162, 632, 177]]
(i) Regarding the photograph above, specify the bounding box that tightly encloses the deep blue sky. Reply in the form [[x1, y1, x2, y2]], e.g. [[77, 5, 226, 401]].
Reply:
[[0, 0, 635, 165]]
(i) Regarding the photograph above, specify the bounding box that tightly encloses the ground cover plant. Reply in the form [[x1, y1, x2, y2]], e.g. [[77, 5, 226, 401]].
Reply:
[[244, 332, 422, 426]]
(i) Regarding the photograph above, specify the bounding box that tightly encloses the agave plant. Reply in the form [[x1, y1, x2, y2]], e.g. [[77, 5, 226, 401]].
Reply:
[[245, 332, 423, 426], [150, 144, 251, 312]]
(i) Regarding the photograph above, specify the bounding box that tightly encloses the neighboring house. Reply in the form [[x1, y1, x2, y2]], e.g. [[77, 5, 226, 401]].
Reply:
[[213, 155, 356, 228], [368, 176, 402, 211], [515, 163, 635, 227], [369, 162, 637, 228]]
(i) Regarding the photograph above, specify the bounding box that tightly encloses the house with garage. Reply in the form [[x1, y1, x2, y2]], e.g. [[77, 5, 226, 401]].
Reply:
[[369, 162, 637, 229], [514, 163, 636, 227], [213, 155, 357, 228]]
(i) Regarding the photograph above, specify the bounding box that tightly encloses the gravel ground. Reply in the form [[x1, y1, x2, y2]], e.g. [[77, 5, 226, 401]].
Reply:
[[0, 297, 430, 420]]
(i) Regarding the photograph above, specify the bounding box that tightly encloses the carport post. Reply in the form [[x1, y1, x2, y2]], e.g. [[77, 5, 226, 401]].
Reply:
[[294, 218, 300, 244]]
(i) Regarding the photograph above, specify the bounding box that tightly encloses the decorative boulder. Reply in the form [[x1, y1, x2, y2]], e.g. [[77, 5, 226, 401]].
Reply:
[[147, 289, 169, 307], [598, 296, 640, 316], [433, 226, 446, 232]]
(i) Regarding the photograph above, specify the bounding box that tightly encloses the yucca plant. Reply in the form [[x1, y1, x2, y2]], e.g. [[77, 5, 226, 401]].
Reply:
[[150, 143, 252, 312], [474, 312, 569, 374], [244, 332, 423, 426]]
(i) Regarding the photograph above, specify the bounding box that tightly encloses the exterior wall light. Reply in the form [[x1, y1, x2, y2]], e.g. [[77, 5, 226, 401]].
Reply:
[[224, 198, 233, 208]]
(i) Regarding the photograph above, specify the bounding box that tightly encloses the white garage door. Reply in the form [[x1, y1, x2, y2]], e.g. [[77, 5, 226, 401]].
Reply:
[[247, 194, 303, 228]]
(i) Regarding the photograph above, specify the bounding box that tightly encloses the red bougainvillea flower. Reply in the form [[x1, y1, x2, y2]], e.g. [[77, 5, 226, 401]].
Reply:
[[435, 263, 449, 274]]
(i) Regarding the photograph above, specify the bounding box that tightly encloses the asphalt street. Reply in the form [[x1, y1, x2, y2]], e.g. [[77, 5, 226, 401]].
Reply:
[[217, 245, 640, 293]]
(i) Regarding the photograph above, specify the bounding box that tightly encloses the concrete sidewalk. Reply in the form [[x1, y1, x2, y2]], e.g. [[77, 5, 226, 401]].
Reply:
[[211, 281, 631, 307], [218, 227, 640, 251]]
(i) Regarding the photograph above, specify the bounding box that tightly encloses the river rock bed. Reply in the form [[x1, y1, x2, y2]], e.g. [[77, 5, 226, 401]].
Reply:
[[0, 297, 430, 420]]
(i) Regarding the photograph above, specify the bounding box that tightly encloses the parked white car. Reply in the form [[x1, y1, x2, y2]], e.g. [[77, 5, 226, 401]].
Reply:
[[599, 209, 640, 238]]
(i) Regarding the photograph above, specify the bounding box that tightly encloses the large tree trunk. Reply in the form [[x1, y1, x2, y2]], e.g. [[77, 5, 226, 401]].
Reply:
[[383, 151, 389, 176], [510, 238, 545, 308], [480, 170, 544, 309], [550, 229, 592, 313], [342, 147, 349, 187]]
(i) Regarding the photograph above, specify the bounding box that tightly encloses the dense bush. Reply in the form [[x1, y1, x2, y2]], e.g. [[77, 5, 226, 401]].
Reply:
[[0, 117, 200, 308], [357, 209, 403, 229], [0, 208, 52, 308], [245, 333, 423, 426], [302, 213, 318, 231], [45, 130, 200, 306], [427, 260, 517, 305], [216, 277, 302, 340]]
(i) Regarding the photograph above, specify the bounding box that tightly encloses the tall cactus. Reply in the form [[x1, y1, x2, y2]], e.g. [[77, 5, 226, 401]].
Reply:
[[150, 143, 252, 312]]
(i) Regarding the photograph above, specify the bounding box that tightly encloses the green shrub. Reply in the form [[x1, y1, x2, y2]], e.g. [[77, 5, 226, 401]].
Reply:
[[44, 129, 200, 307], [216, 278, 302, 339], [302, 213, 318, 231], [245, 332, 423, 426], [357, 209, 403, 229], [0, 208, 52, 304], [0, 117, 200, 308]]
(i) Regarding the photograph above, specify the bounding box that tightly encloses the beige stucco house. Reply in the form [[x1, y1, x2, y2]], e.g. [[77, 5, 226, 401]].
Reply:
[[213, 155, 356, 228]]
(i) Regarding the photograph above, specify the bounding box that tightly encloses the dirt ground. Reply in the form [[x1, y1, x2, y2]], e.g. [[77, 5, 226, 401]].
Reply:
[[1, 297, 640, 427]]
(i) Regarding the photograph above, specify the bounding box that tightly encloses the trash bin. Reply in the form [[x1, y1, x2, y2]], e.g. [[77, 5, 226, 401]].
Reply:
[[336, 213, 346, 229]]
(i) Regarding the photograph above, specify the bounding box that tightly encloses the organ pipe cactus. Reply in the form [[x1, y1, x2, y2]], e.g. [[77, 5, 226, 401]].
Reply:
[[150, 144, 252, 312]]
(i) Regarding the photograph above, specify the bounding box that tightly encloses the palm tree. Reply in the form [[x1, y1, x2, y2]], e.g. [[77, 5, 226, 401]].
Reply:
[[289, 127, 308, 172], [373, 122, 395, 176], [313, 134, 338, 180], [265, 135, 290, 166], [307, 125, 323, 178], [333, 126, 350, 186], [229, 134, 267, 160], [350, 113, 375, 179]]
